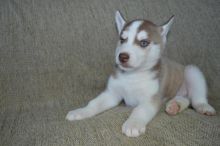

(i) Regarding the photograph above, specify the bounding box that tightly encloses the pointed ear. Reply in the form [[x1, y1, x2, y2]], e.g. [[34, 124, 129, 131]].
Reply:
[[115, 11, 126, 34], [160, 15, 174, 37]]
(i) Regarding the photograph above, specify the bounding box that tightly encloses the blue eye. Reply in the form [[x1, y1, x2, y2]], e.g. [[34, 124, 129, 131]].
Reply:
[[140, 40, 150, 47]]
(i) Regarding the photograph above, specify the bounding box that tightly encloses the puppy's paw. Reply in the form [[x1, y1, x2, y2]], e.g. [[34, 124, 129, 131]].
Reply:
[[122, 120, 146, 137], [66, 108, 90, 121], [166, 100, 180, 116], [194, 103, 216, 116]]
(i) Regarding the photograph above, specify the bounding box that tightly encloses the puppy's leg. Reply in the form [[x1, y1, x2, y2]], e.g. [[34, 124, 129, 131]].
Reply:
[[66, 90, 121, 121], [122, 102, 159, 137], [185, 65, 216, 115], [166, 82, 190, 115]]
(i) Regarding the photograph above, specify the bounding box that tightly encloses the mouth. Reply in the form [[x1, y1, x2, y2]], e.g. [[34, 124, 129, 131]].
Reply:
[[117, 63, 133, 69], [120, 63, 131, 68]]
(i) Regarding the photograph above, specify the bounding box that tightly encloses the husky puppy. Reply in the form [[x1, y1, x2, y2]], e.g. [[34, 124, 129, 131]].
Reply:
[[66, 11, 216, 137]]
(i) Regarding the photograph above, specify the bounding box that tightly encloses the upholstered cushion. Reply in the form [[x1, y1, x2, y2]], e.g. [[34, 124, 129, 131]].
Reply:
[[0, 0, 219, 145]]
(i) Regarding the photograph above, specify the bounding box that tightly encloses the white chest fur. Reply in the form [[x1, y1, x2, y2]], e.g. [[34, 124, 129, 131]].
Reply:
[[108, 71, 159, 107]]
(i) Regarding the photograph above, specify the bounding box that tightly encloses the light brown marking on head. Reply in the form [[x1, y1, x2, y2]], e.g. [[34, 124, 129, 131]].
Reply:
[[135, 20, 162, 47], [119, 19, 142, 38]]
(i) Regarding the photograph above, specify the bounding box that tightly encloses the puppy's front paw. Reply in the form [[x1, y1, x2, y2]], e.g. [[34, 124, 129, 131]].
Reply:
[[66, 108, 90, 121], [122, 120, 146, 137]]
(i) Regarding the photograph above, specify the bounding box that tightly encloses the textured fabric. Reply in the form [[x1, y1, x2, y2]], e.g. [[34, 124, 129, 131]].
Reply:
[[0, 0, 220, 145]]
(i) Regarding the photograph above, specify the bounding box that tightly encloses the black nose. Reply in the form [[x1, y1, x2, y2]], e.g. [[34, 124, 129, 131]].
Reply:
[[119, 52, 129, 63]]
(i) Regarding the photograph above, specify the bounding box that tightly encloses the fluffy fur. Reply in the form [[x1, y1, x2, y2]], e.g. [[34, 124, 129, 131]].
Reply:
[[66, 11, 216, 137]]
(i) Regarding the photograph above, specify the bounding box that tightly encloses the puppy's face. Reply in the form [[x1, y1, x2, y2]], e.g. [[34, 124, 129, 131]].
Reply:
[[115, 11, 174, 71], [115, 20, 162, 71]]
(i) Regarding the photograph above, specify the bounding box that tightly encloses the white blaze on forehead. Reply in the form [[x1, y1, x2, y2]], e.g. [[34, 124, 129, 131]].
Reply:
[[137, 30, 148, 40], [126, 21, 143, 44]]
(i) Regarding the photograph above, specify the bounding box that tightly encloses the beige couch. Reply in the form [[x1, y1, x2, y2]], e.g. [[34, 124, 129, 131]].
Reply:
[[0, 0, 219, 145]]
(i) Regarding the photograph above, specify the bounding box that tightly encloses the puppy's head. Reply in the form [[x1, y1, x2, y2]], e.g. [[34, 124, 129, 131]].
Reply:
[[115, 11, 174, 72]]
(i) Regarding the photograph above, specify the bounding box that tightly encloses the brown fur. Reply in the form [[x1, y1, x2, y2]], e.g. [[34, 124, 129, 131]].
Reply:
[[120, 20, 162, 46], [159, 58, 185, 99], [119, 19, 140, 38], [120, 19, 141, 34], [151, 59, 161, 79], [137, 20, 162, 47]]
